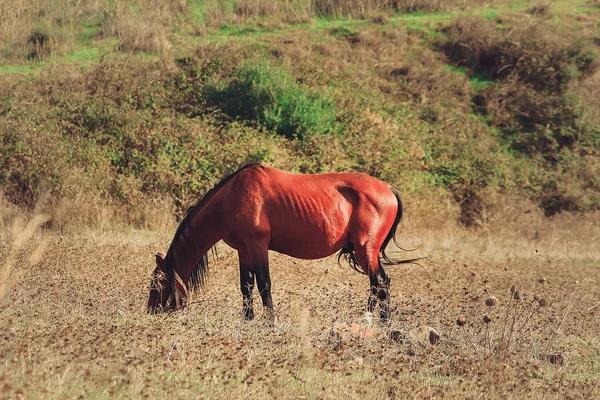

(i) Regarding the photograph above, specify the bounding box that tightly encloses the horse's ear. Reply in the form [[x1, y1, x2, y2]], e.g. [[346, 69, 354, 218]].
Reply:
[[155, 252, 166, 270]]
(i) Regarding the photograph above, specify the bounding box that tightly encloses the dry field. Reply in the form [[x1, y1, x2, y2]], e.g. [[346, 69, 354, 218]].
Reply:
[[1, 210, 599, 399]]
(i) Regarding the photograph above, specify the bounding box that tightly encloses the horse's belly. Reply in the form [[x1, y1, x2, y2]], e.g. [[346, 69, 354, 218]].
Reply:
[[268, 209, 349, 260], [269, 233, 346, 259]]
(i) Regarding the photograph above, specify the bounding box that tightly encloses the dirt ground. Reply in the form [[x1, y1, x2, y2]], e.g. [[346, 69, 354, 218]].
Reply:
[[1, 215, 599, 399]]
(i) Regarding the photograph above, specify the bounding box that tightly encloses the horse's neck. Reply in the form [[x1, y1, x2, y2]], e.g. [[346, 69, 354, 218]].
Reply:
[[167, 196, 223, 283]]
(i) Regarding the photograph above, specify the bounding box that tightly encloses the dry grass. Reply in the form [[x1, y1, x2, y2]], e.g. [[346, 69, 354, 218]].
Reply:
[[0, 207, 599, 398], [0, 0, 509, 62]]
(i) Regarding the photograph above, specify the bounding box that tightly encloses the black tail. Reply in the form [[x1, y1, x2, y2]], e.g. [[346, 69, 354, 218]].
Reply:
[[338, 186, 423, 274], [338, 242, 364, 274], [380, 186, 424, 266]]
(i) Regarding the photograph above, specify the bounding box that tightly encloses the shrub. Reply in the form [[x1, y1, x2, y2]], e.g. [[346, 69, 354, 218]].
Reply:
[[207, 62, 338, 139], [439, 16, 598, 160]]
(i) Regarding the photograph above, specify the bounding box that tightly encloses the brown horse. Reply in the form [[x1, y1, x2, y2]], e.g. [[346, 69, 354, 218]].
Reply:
[[147, 164, 418, 321]]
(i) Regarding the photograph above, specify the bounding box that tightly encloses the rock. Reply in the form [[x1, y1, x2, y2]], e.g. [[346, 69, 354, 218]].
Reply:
[[429, 329, 441, 345], [410, 326, 441, 347]]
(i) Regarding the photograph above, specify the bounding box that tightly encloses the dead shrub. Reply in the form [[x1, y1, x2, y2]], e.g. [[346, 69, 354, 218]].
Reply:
[[112, 17, 171, 53], [527, 4, 552, 18], [311, 0, 396, 18], [439, 16, 585, 88], [311, 0, 492, 16], [27, 28, 52, 60], [451, 186, 486, 228], [235, 0, 280, 17], [481, 77, 578, 156], [450, 285, 557, 362], [439, 16, 598, 162]]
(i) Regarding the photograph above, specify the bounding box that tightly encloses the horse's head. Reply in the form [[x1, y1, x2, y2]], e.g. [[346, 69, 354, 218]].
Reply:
[[147, 252, 188, 313]]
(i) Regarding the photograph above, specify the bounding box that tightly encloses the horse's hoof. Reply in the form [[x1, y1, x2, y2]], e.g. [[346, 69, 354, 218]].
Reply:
[[364, 311, 374, 327], [264, 311, 276, 327], [379, 311, 390, 324], [243, 309, 254, 321]]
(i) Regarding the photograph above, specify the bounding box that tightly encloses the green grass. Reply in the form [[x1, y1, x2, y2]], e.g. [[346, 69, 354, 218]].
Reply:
[[189, 0, 207, 24], [207, 61, 338, 139], [78, 24, 98, 42], [443, 65, 493, 90], [63, 48, 101, 64], [0, 64, 43, 75]]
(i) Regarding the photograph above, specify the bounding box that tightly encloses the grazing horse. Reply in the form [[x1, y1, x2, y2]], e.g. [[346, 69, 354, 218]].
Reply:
[[147, 164, 417, 321]]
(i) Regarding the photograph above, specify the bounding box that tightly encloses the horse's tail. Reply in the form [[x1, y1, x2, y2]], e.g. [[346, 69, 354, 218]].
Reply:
[[380, 186, 423, 266], [338, 186, 422, 274], [338, 242, 364, 274]]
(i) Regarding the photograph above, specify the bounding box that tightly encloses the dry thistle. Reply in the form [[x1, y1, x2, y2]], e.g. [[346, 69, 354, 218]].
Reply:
[[512, 288, 521, 301], [485, 296, 497, 307], [534, 295, 547, 307]]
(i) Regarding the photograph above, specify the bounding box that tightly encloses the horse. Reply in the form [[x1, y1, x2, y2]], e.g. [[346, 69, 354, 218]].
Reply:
[[147, 164, 418, 322]]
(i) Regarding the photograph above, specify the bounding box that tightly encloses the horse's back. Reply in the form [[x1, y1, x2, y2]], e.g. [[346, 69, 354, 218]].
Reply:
[[220, 166, 397, 259]]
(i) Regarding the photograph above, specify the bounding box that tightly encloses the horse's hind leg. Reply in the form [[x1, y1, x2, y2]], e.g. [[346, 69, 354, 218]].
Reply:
[[238, 250, 255, 320], [368, 262, 391, 322], [374, 260, 390, 322], [356, 246, 391, 322]]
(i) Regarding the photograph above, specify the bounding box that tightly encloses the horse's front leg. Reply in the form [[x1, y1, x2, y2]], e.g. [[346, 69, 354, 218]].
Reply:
[[238, 250, 255, 320], [255, 260, 274, 322], [245, 239, 275, 323]]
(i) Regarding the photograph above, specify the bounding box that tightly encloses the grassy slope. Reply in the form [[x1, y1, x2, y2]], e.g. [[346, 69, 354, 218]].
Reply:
[[0, 0, 599, 230]]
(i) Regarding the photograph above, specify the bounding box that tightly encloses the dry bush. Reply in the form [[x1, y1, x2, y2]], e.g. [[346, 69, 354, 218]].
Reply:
[[0, 211, 50, 301], [0, 192, 19, 233], [527, 3, 553, 18], [199, 0, 497, 23], [310, 0, 492, 17], [234, 0, 281, 17], [312, 0, 396, 17], [439, 16, 583, 87], [108, 4, 177, 53], [439, 15, 599, 216], [449, 286, 555, 361], [112, 19, 171, 54], [0, 0, 106, 61], [393, 0, 491, 12], [573, 66, 600, 127]]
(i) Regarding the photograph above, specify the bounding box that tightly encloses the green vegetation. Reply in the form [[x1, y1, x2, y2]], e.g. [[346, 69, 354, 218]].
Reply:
[[207, 62, 338, 139], [0, 0, 599, 228]]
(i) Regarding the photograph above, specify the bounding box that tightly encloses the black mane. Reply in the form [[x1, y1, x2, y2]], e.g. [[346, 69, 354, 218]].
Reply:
[[166, 163, 263, 294]]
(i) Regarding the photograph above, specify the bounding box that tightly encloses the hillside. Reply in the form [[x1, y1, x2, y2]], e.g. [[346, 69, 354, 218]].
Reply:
[[1, 0, 599, 230]]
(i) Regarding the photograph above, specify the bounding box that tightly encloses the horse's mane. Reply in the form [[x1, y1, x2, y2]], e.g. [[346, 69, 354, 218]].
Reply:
[[166, 163, 263, 294]]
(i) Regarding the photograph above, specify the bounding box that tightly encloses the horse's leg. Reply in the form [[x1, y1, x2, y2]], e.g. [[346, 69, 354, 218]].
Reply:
[[246, 241, 274, 321], [356, 246, 391, 323], [256, 263, 274, 321], [375, 259, 391, 322], [238, 250, 255, 321]]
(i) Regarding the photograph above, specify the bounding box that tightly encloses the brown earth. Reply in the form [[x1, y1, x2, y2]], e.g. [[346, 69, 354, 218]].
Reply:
[[1, 215, 599, 399]]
